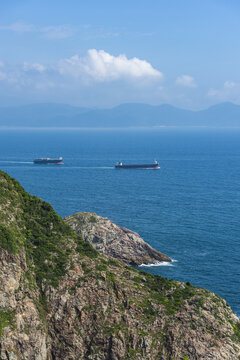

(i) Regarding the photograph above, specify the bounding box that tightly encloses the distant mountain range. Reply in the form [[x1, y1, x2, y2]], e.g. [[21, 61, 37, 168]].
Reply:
[[0, 102, 240, 128]]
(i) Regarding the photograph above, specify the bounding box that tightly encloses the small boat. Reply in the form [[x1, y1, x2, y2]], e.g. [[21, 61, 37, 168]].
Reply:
[[115, 160, 159, 169], [33, 157, 63, 165]]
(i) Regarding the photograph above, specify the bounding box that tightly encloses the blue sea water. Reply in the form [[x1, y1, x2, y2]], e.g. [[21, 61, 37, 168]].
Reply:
[[0, 128, 240, 316]]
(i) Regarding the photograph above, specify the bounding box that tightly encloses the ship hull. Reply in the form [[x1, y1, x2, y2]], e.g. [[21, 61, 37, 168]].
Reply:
[[115, 164, 159, 169], [34, 159, 63, 164]]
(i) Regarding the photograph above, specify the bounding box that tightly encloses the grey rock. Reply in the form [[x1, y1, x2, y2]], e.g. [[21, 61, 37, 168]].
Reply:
[[65, 212, 171, 265]]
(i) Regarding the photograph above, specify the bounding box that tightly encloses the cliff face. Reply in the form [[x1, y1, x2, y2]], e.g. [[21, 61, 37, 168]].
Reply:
[[0, 170, 240, 360], [65, 212, 171, 265]]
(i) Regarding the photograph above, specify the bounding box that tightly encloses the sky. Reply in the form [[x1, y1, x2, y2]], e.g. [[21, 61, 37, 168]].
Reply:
[[0, 0, 240, 109]]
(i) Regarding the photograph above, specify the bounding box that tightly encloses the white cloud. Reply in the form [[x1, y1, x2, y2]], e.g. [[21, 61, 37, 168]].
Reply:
[[176, 75, 197, 88], [40, 25, 75, 39], [0, 22, 34, 33], [59, 49, 163, 82], [207, 81, 240, 102], [23, 62, 46, 73], [207, 81, 240, 98], [0, 22, 75, 39], [224, 81, 236, 89]]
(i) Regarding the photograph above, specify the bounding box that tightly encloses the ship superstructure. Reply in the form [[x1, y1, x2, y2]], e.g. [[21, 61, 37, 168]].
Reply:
[[33, 157, 63, 164]]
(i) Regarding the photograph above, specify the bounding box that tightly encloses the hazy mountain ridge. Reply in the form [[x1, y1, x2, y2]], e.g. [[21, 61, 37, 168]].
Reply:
[[0, 102, 240, 128]]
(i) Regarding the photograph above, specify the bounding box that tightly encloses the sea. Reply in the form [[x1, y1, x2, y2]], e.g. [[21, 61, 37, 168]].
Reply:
[[0, 128, 239, 317]]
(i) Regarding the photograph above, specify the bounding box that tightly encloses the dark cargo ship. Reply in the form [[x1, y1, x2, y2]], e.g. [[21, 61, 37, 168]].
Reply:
[[33, 157, 63, 165], [115, 160, 159, 169]]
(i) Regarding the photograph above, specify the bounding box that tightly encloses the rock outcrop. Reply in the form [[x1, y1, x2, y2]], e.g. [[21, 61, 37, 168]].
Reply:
[[0, 170, 240, 360], [65, 212, 171, 265]]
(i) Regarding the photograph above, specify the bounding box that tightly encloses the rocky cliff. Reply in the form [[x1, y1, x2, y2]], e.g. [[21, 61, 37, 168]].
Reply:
[[0, 170, 240, 360], [65, 212, 171, 265]]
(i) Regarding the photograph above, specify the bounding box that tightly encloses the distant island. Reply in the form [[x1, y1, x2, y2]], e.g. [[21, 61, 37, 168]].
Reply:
[[1, 101, 240, 128]]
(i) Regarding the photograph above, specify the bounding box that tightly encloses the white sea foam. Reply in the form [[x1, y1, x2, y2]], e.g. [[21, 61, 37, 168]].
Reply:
[[63, 166, 114, 169], [139, 259, 178, 267], [87, 166, 114, 169]]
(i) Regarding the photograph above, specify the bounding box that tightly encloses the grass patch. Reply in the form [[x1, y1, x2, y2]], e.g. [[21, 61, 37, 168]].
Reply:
[[0, 223, 21, 254], [107, 258, 121, 267], [89, 215, 98, 223], [135, 271, 199, 315], [137, 299, 157, 317], [96, 264, 108, 271], [0, 309, 15, 336], [106, 271, 116, 282], [232, 322, 240, 342]]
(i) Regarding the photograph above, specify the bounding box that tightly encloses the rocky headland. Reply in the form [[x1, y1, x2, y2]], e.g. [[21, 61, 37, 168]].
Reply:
[[0, 170, 240, 360], [65, 212, 171, 266]]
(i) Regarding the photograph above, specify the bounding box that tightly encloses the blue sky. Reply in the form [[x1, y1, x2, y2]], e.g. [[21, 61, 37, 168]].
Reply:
[[0, 0, 240, 109]]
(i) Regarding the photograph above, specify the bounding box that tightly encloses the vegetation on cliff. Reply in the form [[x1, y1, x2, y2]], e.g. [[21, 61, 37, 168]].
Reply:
[[0, 169, 240, 360], [0, 170, 97, 288]]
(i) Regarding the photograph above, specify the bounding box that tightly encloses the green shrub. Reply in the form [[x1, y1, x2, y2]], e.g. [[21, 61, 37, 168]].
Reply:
[[0, 309, 15, 336], [0, 224, 19, 254], [89, 215, 97, 223]]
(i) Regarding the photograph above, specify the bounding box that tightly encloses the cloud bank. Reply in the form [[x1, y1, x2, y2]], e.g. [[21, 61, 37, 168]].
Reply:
[[0, 50, 166, 106], [2, 50, 226, 109], [207, 81, 240, 102], [59, 49, 163, 82], [0, 50, 163, 88]]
